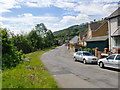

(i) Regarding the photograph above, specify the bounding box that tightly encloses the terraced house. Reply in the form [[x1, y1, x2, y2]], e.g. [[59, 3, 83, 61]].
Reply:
[[108, 7, 120, 53], [81, 21, 109, 51]]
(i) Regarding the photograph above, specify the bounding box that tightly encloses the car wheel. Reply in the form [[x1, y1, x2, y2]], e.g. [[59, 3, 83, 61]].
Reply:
[[73, 57, 77, 62], [83, 59, 87, 64], [99, 62, 104, 68]]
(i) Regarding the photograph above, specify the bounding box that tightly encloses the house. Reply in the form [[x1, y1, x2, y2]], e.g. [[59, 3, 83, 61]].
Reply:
[[84, 21, 108, 40], [86, 36, 108, 51], [80, 21, 109, 50], [78, 31, 87, 46], [107, 7, 120, 53], [69, 36, 80, 52]]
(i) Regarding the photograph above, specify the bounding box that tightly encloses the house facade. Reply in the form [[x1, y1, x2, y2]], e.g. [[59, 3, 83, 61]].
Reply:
[[79, 21, 109, 50], [108, 7, 120, 53], [86, 36, 108, 51], [81, 21, 108, 41], [69, 36, 80, 52]]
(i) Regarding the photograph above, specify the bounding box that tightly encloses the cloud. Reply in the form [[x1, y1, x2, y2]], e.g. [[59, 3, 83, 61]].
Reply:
[[0, 13, 59, 34], [1, 0, 120, 34], [73, 0, 119, 18], [0, 0, 21, 14]]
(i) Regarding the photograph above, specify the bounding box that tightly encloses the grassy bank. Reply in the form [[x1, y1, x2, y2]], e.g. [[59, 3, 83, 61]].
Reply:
[[2, 47, 58, 88]]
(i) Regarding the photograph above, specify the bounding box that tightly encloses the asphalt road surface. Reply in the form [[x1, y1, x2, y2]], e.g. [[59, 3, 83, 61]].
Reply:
[[40, 45, 119, 88]]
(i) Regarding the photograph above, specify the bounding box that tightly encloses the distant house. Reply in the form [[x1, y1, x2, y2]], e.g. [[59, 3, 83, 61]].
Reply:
[[107, 7, 120, 53], [69, 36, 80, 52], [78, 31, 87, 46]]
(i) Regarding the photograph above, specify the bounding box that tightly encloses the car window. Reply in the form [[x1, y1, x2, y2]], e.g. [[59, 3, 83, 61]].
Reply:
[[76, 52, 80, 55], [115, 55, 120, 60], [107, 55, 116, 60], [83, 52, 92, 56], [78, 52, 81, 55], [76, 52, 79, 55]]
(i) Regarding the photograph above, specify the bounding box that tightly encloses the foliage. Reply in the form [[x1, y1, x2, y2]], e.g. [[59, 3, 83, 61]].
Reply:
[[2, 48, 58, 88], [12, 34, 33, 54], [2, 23, 59, 69], [27, 30, 43, 51], [53, 23, 88, 43], [53, 20, 105, 43], [1, 29, 24, 69], [79, 46, 95, 55], [11, 23, 59, 54]]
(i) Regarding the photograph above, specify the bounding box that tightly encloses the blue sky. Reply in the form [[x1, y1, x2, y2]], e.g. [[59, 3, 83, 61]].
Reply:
[[0, 0, 119, 34]]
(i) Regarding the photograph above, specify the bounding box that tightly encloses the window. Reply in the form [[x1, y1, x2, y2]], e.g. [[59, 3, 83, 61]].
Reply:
[[114, 37, 120, 46], [107, 55, 116, 60], [118, 17, 120, 26], [76, 52, 81, 55], [115, 55, 120, 60], [83, 52, 92, 56]]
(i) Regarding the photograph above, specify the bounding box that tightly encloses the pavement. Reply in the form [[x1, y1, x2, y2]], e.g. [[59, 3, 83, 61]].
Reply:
[[40, 45, 119, 88]]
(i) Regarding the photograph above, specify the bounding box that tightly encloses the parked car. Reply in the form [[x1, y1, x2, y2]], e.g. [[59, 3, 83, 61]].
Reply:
[[73, 51, 98, 64], [98, 54, 120, 69]]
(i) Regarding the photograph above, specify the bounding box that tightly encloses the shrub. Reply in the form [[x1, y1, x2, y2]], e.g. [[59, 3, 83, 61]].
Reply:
[[1, 29, 24, 69]]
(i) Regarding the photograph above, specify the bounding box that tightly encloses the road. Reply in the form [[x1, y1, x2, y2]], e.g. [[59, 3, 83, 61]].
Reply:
[[40, 45, 119, 88]]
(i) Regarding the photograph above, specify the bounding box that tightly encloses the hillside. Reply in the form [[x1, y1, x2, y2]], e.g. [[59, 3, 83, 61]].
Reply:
[[53, 20, 105, 43], [53, 23, 88, 42]]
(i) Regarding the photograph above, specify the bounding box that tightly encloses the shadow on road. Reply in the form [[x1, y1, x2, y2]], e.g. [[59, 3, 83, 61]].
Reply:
[[75, 60, 120, 72], [103, 67, 120, 72], [75, 60, 98, 65]]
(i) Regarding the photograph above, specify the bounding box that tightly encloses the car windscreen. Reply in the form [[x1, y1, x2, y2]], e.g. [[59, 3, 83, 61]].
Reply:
[[83, 52, 92, 56]]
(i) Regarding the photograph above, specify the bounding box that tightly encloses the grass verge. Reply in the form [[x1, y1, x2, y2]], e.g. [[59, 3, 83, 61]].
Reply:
[[2, 47, 58, 88]]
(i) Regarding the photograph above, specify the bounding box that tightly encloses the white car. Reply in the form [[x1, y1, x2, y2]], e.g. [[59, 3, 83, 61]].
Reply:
[[98, 54, 120, 69], [73, 51, 98, 64]]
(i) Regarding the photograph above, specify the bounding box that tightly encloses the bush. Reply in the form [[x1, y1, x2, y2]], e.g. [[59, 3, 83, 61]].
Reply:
[[1, 29, 24, 69]]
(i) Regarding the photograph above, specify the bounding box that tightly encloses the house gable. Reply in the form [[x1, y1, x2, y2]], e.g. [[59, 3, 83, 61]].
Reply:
[[92, 21, 108, 37]]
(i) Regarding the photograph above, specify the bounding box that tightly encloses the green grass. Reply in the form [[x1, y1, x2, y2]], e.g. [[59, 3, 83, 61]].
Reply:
[[2, 47, 58, 88]]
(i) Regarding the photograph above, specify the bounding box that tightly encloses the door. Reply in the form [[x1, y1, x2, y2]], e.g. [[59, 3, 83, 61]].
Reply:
[[77, 52, 82, 61], [75, 52, 79, 60], [75, 52, 81, 60], [114, 55, 120, 69], [105, 55, 116, 67]]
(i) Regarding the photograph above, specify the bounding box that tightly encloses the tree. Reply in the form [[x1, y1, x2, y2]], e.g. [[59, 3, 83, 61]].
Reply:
[[27, 30, 43, 50], [12, 34, 33, 54], [35, 23, 47, 38], [1, 29, 24, 69], [44, 30, 55, 47]]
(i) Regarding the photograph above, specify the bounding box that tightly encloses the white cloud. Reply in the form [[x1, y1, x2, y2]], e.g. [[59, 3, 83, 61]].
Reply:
[[1, 0, 120, 34], [74, 0, 119, 17], [0, 13, 59, 34], [0, 0, 21, 14]]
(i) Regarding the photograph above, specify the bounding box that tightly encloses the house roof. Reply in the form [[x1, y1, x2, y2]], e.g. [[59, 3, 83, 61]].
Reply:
[[86, 36, 108, 42], [79, 31, 87, 40], [89, 23, 102, 31], [108, 7, 120, 19], [70, 36, 79, 44], [111, 27, 120, 36]]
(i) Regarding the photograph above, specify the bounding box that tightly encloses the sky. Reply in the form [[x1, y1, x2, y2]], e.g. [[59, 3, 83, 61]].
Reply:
[[0, 0, 120, 34]]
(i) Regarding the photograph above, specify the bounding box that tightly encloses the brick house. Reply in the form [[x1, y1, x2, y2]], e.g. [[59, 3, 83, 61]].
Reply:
[[79, 21, 109, 50]]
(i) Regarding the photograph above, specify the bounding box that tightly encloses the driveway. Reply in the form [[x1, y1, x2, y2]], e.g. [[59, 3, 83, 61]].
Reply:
[[40, 45, 119, 88]]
